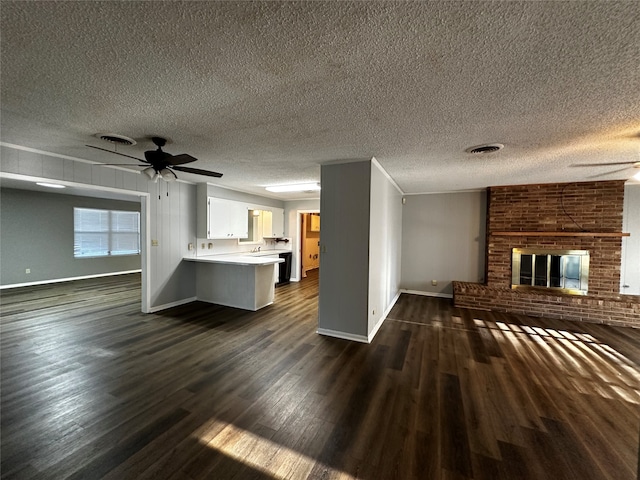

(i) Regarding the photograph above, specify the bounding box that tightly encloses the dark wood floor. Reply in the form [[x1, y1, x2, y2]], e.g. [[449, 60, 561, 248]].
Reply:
[[1, 271, 639, 479]]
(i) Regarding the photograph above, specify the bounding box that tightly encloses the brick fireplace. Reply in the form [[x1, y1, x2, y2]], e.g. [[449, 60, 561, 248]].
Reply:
[[453, 180, 640, 327]]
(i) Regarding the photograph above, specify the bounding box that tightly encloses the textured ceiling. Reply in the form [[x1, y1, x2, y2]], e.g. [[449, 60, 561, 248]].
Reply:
[[1, 1, 639, 199]]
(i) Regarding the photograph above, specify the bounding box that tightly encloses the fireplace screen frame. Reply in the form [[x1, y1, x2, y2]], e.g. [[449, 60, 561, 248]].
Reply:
[[511, 248, 590, 296]]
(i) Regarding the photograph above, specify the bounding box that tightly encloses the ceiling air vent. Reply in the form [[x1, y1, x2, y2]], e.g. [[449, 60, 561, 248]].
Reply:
[[95, 133, 136, 146], [466, 143, 504, 154]]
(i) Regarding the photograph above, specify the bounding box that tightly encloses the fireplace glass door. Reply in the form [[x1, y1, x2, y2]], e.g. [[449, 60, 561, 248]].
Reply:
[[512, 249, 589, 295]]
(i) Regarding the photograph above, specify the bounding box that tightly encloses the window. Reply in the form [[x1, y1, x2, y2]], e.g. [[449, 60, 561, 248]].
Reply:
[[74, 208, 140, 258]]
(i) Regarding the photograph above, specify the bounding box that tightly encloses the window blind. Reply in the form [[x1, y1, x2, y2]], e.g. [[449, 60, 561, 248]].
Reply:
[[74, 208, 140, 258]]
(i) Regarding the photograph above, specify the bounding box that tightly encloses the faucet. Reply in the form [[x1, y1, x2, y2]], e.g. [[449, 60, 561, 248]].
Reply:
[[258, 246, 261, 252]]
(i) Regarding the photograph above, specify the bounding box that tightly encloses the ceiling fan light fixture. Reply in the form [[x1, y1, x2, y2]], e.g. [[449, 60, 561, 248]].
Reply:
[[160, 168, 176, 182], [265, 183, 320, 193], [143, 167, 157, 180]]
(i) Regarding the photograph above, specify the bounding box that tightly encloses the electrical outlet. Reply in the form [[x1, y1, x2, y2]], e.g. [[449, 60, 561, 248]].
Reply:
[[151, 239, 159, 246], [25, 268, 30, 274], [188, 243, 194, 251], [208, 243, 213, 249], [432, 280, 438, 286]]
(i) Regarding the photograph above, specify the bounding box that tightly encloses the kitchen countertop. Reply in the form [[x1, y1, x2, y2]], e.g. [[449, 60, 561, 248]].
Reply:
[[183, 252, 286, 266]]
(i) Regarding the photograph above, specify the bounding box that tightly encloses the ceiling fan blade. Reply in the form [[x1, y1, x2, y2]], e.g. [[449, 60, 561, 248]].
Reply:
[[586, 167, 632, 178], [573, 161, 638, 167], [98, 164, 148, 167], [168, 154, 197, 166], [172, 165, 223, 178], [86, 145, 148, 162]]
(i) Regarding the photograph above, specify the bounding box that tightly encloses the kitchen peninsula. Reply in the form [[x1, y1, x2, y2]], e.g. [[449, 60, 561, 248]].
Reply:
[[184, 254, 284, 311]]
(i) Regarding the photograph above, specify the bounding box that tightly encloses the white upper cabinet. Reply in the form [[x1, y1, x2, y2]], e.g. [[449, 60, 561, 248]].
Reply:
[[261, 210, 273, 238], [271, 207, 285, 237], [196, 184, 285, 241], [309, 213, 320, 232], [207, 197, 249, 239], [262, 208, 284, 237]]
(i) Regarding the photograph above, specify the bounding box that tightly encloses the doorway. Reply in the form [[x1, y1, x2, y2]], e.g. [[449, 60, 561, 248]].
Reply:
[[300, 213, 320, 278]]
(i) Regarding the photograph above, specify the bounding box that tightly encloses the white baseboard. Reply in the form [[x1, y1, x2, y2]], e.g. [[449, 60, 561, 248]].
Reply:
[[316, 328, 370, 344], [400, 289, 453, 299], [368, 316, 386, 343], [317, 290, 402, 344], [0, 270, 142, 290], [367, 290, 401, 342], [147, 296, 197, 313]]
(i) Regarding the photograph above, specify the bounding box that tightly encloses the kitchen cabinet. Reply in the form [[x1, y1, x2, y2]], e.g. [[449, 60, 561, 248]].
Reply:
[[184, 255, 284, 311], [262, 208, 285, 238], [206, 197, 249, 239], [309, 213, 320, 232], [262, 210, 273, 238], [273, 208, 285, 237]]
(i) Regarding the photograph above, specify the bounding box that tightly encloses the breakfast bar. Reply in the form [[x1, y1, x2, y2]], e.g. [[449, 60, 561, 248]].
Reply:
[[184, 255, 284, 311]]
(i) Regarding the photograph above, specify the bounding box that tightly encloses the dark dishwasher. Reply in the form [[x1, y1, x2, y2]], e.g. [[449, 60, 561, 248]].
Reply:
[[277, 251, 292, 286]]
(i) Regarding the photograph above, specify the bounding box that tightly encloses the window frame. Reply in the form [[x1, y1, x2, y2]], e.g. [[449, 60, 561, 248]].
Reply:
[[74, 207, 141, 258]]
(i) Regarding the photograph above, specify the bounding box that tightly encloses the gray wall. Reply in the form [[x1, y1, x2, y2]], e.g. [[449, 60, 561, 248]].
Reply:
[[0, 188, 141, 286], [368, 160, 403, 334], [400, 191, 486, 296], [318, 161, 371, 339]]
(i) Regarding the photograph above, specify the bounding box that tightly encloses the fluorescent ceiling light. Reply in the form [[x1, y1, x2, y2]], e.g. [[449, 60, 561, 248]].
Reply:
[[265, 183, 320, 193], [36, 182, 65, 189]]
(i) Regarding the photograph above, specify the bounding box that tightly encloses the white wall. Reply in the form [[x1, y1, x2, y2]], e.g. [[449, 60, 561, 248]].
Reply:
[[148, 179, 197, 310], [368, 159, 403, 337], [0, 144, 197, 312], [621, 183, 640, 294], [400, 190, 486, 296]]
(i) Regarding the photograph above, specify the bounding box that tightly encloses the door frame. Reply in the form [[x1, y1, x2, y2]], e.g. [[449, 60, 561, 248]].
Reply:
[[292, 209, 320, 282]]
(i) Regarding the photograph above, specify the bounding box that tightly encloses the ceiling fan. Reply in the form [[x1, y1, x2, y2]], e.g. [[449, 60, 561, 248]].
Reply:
[[573, 160, 640, 179], [87, 136, 223, 181]]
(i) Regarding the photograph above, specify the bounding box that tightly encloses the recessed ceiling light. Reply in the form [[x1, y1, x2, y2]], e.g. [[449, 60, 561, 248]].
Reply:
[[265, 183, 320, 193], [95, 133, 136, 146], [36, 182, 66, 189], [465, 143, 504, 154]]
